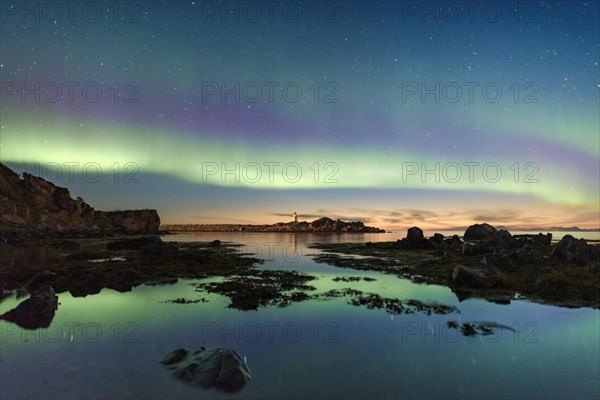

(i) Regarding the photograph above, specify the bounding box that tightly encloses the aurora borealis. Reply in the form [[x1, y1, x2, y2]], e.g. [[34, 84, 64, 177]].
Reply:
[[0, 1, 598, 230]]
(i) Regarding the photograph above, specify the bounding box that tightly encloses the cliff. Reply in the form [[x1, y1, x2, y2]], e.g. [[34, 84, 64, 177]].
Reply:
[[0, 163, 160, 235], [162, 217, 385, 233]]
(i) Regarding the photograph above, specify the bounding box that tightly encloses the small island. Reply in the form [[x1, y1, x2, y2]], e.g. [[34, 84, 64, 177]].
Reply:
[[161, 218, 385, 233]]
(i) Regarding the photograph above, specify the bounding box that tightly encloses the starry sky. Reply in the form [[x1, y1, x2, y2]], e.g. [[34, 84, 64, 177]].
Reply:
[[0, 0, 598, 230]]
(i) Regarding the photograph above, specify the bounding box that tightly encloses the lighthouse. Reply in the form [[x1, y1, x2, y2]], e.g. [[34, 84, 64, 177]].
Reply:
[[292, 212, 298, 224]]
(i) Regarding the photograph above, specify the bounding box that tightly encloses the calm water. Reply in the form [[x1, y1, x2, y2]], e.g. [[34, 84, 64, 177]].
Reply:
[[1, 232, 598, 399]]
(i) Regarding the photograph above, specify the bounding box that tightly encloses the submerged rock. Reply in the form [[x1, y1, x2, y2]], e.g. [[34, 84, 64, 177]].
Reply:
[[160, 347, 251, 393], [0, 285, 58, 329]]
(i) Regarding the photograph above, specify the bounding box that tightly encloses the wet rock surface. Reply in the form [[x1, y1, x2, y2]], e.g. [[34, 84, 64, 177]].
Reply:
[[160, 347, 251, 393], [0, 285, 58, 329]]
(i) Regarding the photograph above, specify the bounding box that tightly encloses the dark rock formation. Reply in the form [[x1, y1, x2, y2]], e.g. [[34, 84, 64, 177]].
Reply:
[[0, 163, 160, 235], [160, 347, 251, 393], [396, 227, 435, 249], [406, 226, 425, 247], [514, 233, 552, 247], [482, 249, 512, 271], [463, 223, 497, 241], [552, 235, 596, 265], [452, 262, 493, 288], [0, 285, 58, 329], [24, 270, 57, 292], [432, 233, 444, 244], [441, 234, 463, 251], [98, 210, 160, 235], [462, 240, 496, 256]]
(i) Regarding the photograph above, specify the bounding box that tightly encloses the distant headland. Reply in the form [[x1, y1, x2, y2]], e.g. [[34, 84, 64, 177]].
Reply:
[[161, 218, 386, 233]]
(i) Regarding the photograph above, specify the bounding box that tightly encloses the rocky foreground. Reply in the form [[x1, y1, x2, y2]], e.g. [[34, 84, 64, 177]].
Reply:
[[1, 223, 598, 331], [309, 223, 600, 309], [162, 218, 385, 233], [0, 163, 160, 239]]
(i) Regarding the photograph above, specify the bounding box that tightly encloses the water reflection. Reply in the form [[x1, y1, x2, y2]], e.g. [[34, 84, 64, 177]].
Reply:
[[0, 232, 598, 399]]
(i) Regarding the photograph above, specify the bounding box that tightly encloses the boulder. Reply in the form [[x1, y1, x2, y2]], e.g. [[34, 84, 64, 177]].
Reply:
[[0, 285, 58, 329], [406, 226, 426, 248], [464, 223, 497, 241], [431, 233, 444, 244], [552, 235, 590, 264], [494, 229, 513, 245], [452, 262, 492, 288], [442, 235, 463, 251], [160, 347, 251, 393], [482, 248, 512, 270]]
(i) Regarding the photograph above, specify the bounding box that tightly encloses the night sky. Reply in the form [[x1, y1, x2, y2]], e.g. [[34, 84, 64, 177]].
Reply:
[[1, 1, 598, 230]]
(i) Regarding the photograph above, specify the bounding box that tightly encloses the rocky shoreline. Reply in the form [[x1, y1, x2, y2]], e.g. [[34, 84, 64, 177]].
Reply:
[[1, 222, 598, 330], [161, 217, 385, 233], [0, 163, 160, 238], [308, 223, 600, 309]]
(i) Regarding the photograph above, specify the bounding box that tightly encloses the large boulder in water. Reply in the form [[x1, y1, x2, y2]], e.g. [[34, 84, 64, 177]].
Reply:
[[160, 347, 251, 393], [0, 285, 58, 329]]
